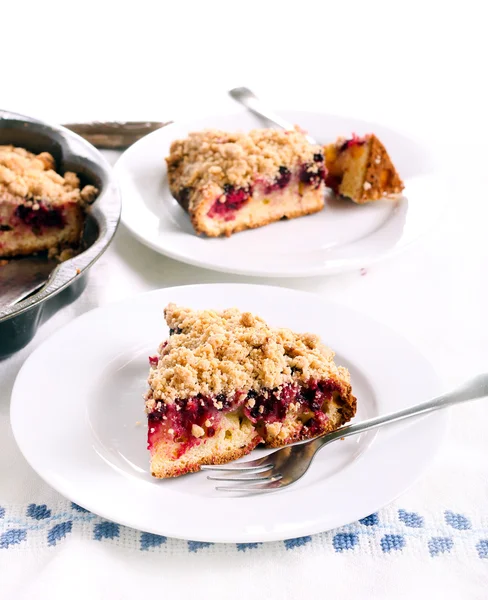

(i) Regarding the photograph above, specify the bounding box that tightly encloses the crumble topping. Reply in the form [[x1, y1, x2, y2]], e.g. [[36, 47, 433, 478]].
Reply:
[[166, 128, 323, 193], [266, 422, 282, 437], [146, 303, 347, 404], [191, 424, 205, 438], [0, 145, 98, 205]]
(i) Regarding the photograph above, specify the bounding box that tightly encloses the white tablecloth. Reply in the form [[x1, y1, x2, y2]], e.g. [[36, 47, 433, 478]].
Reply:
[[2, 2, 488, 597]]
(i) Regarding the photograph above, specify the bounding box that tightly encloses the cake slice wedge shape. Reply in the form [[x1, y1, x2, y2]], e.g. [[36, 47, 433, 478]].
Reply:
[[165, 128, 327, 237], [145, 303, 356, 478], [324, 133, 404, 204]]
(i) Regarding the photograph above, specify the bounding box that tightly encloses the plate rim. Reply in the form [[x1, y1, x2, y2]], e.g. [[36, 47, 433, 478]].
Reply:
[[115, 109, 448, 278], [10, 283, 449, 542]]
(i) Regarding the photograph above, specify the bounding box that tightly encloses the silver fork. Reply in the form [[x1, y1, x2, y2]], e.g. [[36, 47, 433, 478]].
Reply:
[[202, 374, 488, 493], [228, 86, 318, 145]]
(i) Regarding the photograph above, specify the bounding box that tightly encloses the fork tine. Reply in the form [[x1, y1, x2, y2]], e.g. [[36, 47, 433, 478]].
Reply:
[[200, 462, 273, 473], [207, 473, 281, 483]]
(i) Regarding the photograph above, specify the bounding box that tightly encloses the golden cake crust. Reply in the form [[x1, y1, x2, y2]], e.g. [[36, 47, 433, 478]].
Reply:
[[359, 134, 404, 203]]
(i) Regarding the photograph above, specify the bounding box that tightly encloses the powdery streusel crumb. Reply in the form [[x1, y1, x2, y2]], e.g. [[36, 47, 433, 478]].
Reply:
[[166, 127, 322, 194], [0, 145, 98, 205], [146, 303, 344, 405]]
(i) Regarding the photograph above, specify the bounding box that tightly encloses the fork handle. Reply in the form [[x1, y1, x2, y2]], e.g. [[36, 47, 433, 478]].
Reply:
[[316, 373, 488, 446], [228, 86, 317, 145]]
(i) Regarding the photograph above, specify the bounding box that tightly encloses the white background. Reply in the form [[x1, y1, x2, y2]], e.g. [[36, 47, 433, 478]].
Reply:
[[2, 0, 488, 598]]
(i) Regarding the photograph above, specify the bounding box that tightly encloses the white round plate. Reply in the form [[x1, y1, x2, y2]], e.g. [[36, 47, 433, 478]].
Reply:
[[115, 110, 447, 277], [11, 284, 447, 543]]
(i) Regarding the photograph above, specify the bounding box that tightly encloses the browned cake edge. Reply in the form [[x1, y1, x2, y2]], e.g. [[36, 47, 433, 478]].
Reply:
[[354, 134, 405, 204], [151, 436, 261, 478]]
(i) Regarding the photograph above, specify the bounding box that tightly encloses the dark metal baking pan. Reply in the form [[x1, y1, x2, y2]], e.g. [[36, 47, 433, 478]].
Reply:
[[0, 110, 121, 358]]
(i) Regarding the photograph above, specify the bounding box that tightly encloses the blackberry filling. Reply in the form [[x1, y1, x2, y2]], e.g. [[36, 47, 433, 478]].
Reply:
[[299, 163, 326, 189], [325, 174, 342, 192], [178, 187, 192, 211], [244, 380, 341, 425], [263, 166, 292, 193], [147, 379, 342, 450], [147, 394, 218, 455], [207, 184, 251, 220], [15, 203, 65, 230]]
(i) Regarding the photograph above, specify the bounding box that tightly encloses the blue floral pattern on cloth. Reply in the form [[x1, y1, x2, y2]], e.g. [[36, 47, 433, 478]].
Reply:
[[476, 540, 488, 559], [0, 529, 27, 549], [333, 533, 359, 552], [359, 513, 379, 527], [444, 511, 471, 530], [93, 521, 120, 541], [140, 533, 167, 551], [0, 503, 486, 557], [188, 541, 212, 553], [27, 504, 52, 520], [398, 509, 424, 528], [237, 542, 260, 551], [428, 537, 454, 557], [48, 522, 72, 547], [381, 534, 406, 553], [283, 536, 312, 549]]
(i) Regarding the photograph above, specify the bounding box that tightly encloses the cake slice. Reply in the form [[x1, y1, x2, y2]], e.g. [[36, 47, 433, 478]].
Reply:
[[0, 145, 98, 258], [165, 128, 326, 237], [145, 303, 356, 478], [324, 133, 404, 204]]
